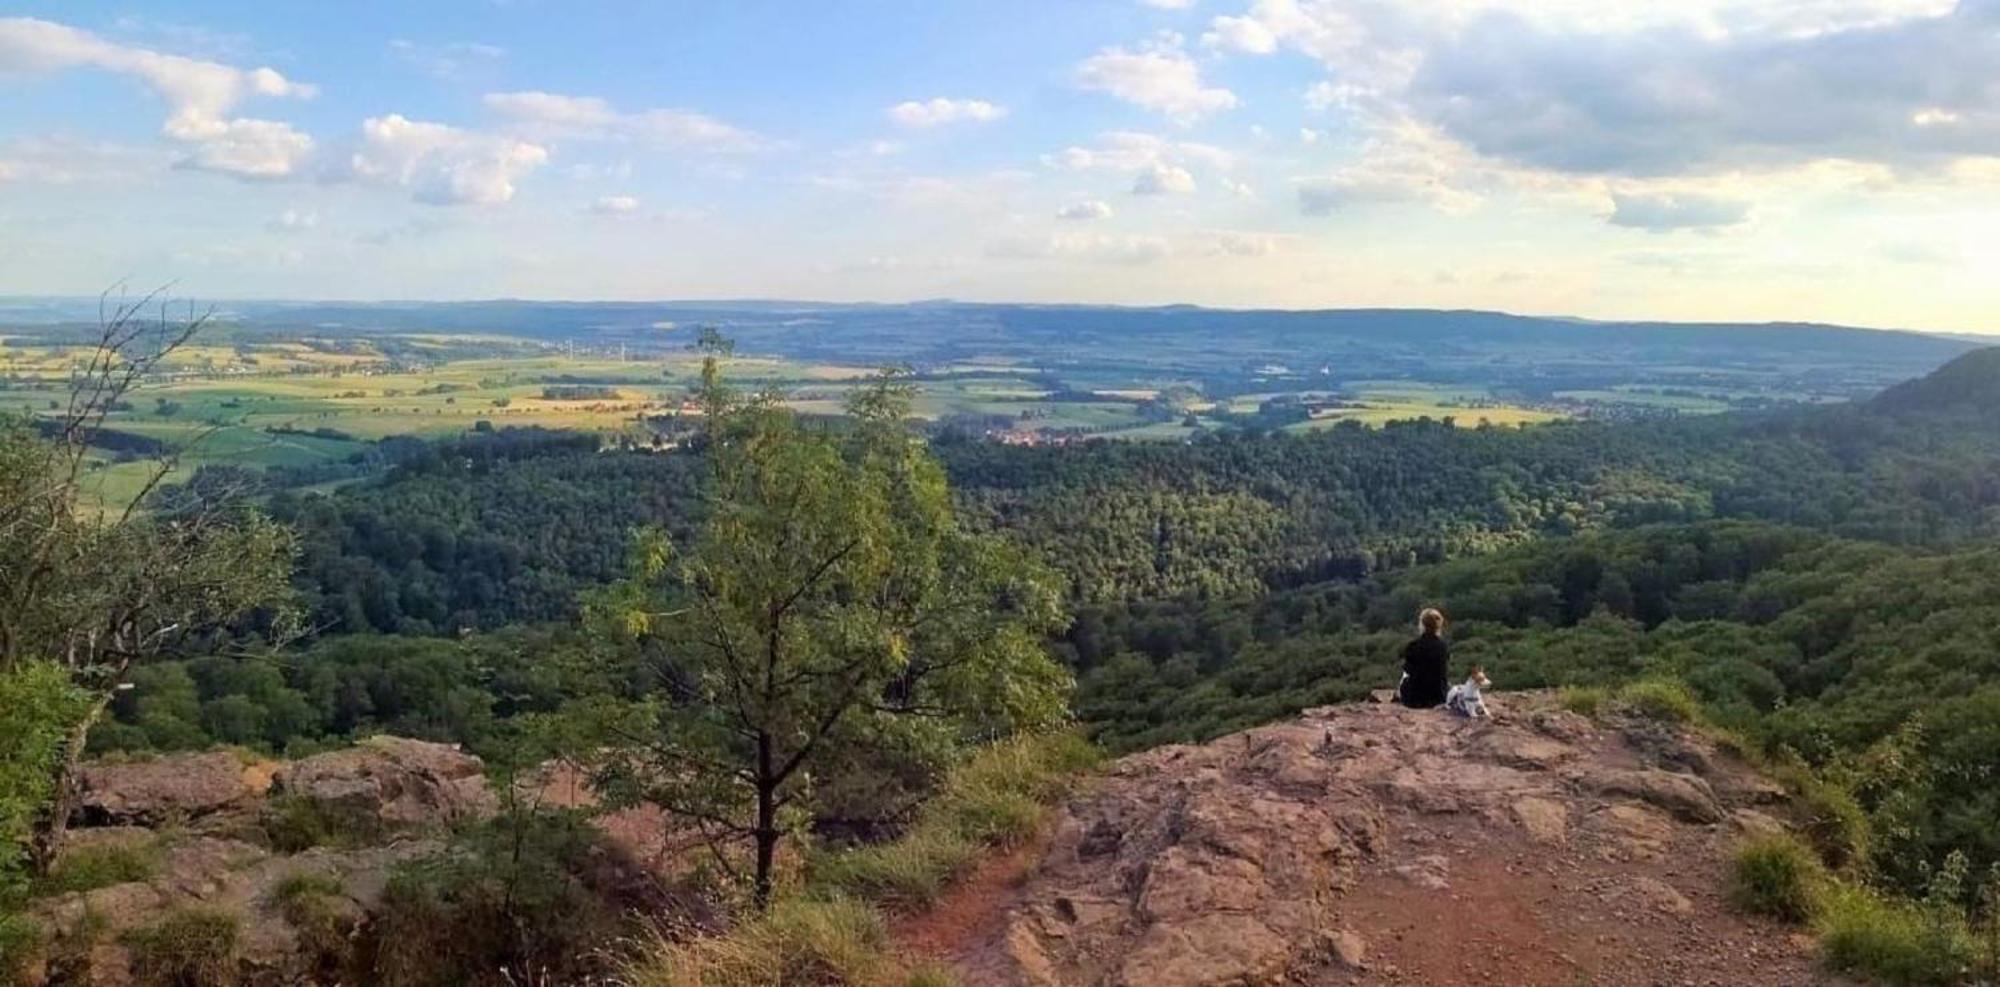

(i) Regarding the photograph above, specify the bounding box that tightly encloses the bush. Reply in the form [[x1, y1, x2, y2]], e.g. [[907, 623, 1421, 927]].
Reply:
[[625, 897, 909, 987], [1729, 834, 1824, 922], [1558, 686, 1608, 718], [0, 912, 43, 982], [271, 872, 351, 966], [1816, 884, 1974, 986], [33, 839, 159, 897], [362, 810, 641, 987], [1773, 765, 1872, 872], [124, 907, 240, 987], [1618, 678, 1702, 724], [811, 733, 1096, 907], [262, 795, 383, 853]]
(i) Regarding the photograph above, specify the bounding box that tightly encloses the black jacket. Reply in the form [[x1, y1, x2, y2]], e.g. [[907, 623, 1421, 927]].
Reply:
[[1399, 632, 1450, 708]]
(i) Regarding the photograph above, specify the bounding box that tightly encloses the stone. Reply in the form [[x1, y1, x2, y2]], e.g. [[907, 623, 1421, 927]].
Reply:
[[77, 751, 256, 825], [1513, 796, 1569, 844], [1591, 769, 1725, 824], [1324, 928, 1369, 969], [273, 735, 496, 827]]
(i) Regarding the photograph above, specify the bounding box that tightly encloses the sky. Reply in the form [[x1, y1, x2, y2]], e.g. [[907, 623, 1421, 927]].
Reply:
[[1, 1, 1997, 333]]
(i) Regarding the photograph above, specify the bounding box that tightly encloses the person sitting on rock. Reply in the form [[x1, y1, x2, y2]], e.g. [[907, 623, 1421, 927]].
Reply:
[[1396, 607, 1451, 709]]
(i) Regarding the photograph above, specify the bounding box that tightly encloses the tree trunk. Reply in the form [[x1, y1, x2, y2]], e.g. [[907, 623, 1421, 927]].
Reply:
[[30, 689, 113, 875], [753, 732, 778, 909]]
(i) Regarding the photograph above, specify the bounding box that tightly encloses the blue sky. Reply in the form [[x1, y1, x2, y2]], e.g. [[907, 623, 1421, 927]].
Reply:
[[2, 1, 1997, 332]]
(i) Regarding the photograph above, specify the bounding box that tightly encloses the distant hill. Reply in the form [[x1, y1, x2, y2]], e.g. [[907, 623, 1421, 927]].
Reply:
[[1872, 346, 2000, 414]]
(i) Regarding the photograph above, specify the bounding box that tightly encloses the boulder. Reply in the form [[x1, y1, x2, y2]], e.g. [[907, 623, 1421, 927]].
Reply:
[[272, 736, 495, 828], [1591, 769, 1724, 824], [77, 751, 257, 825]]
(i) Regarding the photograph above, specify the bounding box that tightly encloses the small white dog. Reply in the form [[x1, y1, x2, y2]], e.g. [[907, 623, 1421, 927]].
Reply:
[[1445, 665, 1494, 719]]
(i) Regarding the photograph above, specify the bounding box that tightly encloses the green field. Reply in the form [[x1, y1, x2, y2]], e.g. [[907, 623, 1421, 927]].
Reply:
[[2, 333, 1575, 511]]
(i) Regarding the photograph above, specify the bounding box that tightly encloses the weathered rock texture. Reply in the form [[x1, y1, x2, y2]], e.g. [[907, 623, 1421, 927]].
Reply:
[[272, 735, 496, 827], [976, 693, 1839, 987]]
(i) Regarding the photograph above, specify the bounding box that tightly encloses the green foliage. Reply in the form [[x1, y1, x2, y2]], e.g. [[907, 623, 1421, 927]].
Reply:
[[1557, 685, 1608, 718], [1769, 762, 1874, 873], [1617, 678, 1703, 724], [271, 872, 351, 966], [0, 911, 42, 982], [124, 907, 241, 987], [811, 733, 1097, 909], [362, 810, 639, 987], [624, 896, 906, 987], [583, 359, 1073, 904], [1730, 834, 1825, 922], [0, 663, 89, 898], [1815, 884, 1975, 986], [261, 795, 384, 853], [32, 839, 159, 897]]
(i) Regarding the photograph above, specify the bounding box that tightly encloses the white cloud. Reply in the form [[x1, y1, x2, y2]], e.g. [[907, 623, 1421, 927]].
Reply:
[[1076, 35, 1238, 122], [1056, 200, 1115, 220], [1140, 0, 1198, 8], [988, 231, 1173, 264], [887, 98, 1007, 127], [1607, 191, 1753, 231], [389, 39, 505, 80], [591, 194, 641, 214], [484, 91, 764, 152], [1132, 162, 1197, 194], [1045, 130, 1234, 173], [349, 114, 550, 206], [1203, 14, 1279, 53], [0, 16, 316, 178], [0, 136, 165, 184]]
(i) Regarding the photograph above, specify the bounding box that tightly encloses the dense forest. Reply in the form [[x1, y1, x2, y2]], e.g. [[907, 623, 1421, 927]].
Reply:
[[257, 355, 2000, 636]]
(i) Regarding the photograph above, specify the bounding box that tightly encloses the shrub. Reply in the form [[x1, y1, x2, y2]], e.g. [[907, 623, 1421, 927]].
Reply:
[[0, 912, 43, 982], [625, 897, 904, 987], [1558, 686, 1608, 718], [262, 796, 383, 853], [271, 871, 351, 959], [1815, 884, 1974, 985], [125, 907, 240, 987], [811, 733, 1096, 907], [1773, 765, 1872, 872], [362, 809, 639, 987], [33, 839, 159, 897], [1729, 834, 1824, 922], [1618, 678, 1702, 724]]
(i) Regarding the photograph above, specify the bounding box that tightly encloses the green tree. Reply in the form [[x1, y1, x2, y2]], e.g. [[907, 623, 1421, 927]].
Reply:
[[585, 334, 1072, 906], [0, 292, 297, 874]]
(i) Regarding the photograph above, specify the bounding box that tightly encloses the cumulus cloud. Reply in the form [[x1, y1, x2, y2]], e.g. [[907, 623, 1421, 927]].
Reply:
[[349, 114, 550, 205], [1056, 200, 1115, 220], [484, 90, 764, 151], [1204, 0, 2000, 178], [1132, 162, 1197, 194], [1607, 191, 1753, 231], [591, 194, 641, 214], [0, 16, 316, 178], [1076, 34, 1238, 122], [887, 97, 1007, 127]]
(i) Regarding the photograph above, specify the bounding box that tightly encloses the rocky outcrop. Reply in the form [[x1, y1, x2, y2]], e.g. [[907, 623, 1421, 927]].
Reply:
[[24, 736, 488, 986], [272, 735, 496, 827], [76, 751, 263, 825], [980, 693, 1827, 987]]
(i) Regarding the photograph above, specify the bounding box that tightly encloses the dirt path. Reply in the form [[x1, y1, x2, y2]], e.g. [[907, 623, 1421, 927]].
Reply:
[[893, 825, 1054, 981]]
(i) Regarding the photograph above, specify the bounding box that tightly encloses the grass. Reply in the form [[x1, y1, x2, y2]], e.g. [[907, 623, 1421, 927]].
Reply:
[[1617, 678, 1703, 724], [625, 896, 934, 987], [271, 871, 350, 960], [262, 794, 385, 853], [0, 912, 41, 981], [1730, 834, 1826, 922], [32, 839, 160, 897], [628, 732, 1098, 987], [810, 732, 1098, 908], [1815, 884, 1977, 986], [124, 907, 240, 987], [1557, 685, 1609, 718]]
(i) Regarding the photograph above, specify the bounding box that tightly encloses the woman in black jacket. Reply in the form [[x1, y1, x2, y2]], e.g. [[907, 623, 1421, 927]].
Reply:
[[1398, 608, 1450, 708]]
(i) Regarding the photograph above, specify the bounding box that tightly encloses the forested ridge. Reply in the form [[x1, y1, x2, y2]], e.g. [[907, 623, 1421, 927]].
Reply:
[[270, 366, 2000, 636]]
